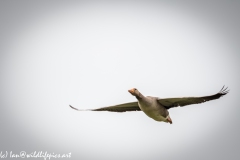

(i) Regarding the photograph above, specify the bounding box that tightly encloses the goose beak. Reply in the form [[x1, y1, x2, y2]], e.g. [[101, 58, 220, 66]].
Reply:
[[128, 88, 135, 94]]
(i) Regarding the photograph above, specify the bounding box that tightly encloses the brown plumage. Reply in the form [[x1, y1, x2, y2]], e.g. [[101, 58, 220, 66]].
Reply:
[[157, 86, 229, 109]]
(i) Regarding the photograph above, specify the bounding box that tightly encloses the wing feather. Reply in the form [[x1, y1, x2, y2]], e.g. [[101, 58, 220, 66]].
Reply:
[[158, 86, 229, 109], [69, 101, 141, 112]]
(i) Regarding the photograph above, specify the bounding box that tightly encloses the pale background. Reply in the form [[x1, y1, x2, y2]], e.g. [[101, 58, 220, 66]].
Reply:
[[0, 0, 240, 160]]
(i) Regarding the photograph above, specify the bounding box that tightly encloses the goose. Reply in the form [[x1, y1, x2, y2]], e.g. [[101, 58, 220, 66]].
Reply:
[[69, 86, 229, 124]]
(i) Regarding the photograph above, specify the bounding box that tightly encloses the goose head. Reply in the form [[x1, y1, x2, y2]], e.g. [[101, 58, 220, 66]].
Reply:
[[128, 88, 142, 99]]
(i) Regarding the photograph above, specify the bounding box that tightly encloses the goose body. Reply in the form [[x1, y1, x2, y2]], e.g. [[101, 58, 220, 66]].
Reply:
[[135, 95, 171, 123], [69, 86, 229, 124]]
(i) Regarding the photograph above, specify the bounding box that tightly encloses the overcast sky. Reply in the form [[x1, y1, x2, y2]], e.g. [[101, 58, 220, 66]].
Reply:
[[0, 1, 240, 160]]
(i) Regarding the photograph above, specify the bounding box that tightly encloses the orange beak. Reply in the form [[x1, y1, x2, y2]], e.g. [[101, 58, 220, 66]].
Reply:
[[128, 88, 135, 94]]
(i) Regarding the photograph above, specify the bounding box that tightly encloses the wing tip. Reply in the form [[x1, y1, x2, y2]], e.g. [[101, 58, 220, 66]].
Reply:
[[69, 105, 81, 111], [69, 105, 93, 111], [219, 85, 229, 96]]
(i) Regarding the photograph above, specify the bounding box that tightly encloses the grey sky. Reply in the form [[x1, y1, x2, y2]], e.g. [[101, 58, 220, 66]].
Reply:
[[0, 1, 240, 160]]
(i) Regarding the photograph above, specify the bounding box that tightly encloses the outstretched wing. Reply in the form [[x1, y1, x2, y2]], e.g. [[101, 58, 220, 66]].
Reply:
[[69, 101, 141, 112], [158, 86, 229, 109]]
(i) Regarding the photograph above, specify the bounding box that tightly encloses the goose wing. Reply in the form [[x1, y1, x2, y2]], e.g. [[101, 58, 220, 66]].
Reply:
[[69, 101, 140, 112], [158, 86, 229, 109]]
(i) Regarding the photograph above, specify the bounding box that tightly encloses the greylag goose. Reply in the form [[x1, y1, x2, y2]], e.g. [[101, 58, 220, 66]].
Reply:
[[69, 86, 229, 124]]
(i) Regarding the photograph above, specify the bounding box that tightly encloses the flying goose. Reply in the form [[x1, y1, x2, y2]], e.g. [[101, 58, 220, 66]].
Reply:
[[69, 86, 229, 124]]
